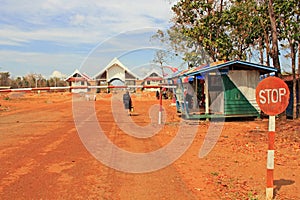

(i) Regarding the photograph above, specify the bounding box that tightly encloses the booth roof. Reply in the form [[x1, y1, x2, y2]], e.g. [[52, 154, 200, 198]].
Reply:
[[173, 60, 278, 78]]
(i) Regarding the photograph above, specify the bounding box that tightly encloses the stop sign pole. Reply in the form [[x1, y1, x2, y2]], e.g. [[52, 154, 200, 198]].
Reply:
[[256, 77, 290, 200]]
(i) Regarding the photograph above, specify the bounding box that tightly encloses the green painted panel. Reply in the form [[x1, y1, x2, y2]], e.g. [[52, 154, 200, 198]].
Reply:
[[222, 75, 258, 116]]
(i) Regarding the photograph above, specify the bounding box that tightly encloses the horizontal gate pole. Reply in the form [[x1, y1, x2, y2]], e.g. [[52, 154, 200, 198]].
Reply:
[[0, 85, 177, 93]]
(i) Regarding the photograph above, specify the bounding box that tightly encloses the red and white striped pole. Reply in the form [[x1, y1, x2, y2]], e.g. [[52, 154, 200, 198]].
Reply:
[[0, 85, 176, 123], [158, 87, 163, 125], [255, 77, 290, 200], [266, 115, 275, 199], [0, 85, 177, 93], [0, 85, 177, 125]]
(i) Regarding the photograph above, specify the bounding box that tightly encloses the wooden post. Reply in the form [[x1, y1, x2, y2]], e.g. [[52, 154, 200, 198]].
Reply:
[[205, 74, 209, 120], [195, 75, 198, 109]]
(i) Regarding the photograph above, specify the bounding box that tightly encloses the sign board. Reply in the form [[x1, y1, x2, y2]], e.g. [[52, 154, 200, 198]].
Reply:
[[256, 77, 290, 116]]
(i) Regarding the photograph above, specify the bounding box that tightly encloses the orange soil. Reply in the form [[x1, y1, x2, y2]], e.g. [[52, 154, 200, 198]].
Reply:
[[0, 92, 299, 199]]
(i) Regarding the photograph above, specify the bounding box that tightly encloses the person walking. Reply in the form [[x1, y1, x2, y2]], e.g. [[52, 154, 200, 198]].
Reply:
[[156, 90, 160, 100], [123, 90, 132, 115]]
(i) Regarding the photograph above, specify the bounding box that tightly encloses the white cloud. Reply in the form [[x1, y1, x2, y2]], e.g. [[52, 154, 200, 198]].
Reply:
[[1, 0, 174, 39], [0, 0, 177, 76], [0, 27, 102, 45], [0, 40, 23, 46], [0, 50, 84, 76], [69, 14, 86, 26], [41, 0, 67, 11], [50, 70, 66, 79]]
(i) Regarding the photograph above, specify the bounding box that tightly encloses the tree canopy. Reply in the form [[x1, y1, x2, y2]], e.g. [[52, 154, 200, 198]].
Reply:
[[154, 0, 299, 74]]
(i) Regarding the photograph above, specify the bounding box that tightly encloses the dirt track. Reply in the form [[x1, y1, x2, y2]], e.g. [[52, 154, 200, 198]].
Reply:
[[0, 92, 299, 199]]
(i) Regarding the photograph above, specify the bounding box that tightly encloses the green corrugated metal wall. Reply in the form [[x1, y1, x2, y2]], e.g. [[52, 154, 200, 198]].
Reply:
[[222, 75, 259, 116]]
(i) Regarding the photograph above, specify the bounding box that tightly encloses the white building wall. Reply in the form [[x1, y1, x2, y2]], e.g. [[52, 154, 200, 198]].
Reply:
[[107, 65, 125, 82], [71, 81, 88, 93], [227, 70, 260, 112]]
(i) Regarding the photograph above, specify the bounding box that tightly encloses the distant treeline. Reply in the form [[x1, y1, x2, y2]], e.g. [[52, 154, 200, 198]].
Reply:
[[0, 72, 67, 88]]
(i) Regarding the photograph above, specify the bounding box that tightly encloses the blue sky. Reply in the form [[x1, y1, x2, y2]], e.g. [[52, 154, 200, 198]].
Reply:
[[0, 0, 184, 78]]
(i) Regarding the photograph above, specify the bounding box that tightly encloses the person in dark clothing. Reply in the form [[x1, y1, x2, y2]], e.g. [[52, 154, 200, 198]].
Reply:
[[123, 91, 132, 115], [156, 90, 160, 100], [185, 93, 193, 109]]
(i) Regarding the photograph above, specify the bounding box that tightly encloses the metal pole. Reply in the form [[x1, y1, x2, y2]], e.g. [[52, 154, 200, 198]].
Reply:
[[158, 87, 162, 124], [266, 115, 275, 199]]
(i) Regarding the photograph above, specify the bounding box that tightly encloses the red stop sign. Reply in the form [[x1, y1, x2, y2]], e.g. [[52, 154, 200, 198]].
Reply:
[[256, 77, 290, 116]]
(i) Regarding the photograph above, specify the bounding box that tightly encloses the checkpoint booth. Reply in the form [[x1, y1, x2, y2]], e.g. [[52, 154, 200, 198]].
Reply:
[[172, 60, 278, 119]]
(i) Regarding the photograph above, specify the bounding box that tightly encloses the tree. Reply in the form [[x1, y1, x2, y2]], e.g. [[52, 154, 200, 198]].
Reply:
[[159, 2, 297, 73], [255, 1, 272, 65], [222, 0, 265, 61], [268, 0, 281, 75], [298, 44, 300, 118], [0, 72, 11, 86], [22, 74, 39, 88], [158, 0, 277, 67], [155, 0, 300, 120], [8, 73, 55, 88], [47, 77, 67, 87], [276, 0, 299, 118], [169, 0, 231, 65]]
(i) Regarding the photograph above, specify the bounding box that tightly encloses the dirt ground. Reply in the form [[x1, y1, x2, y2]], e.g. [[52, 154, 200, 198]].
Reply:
[[0, 91, 299, 200]]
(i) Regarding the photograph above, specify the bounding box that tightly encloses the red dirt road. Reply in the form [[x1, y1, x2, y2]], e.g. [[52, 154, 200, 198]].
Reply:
[[0, 92, 299, 199]]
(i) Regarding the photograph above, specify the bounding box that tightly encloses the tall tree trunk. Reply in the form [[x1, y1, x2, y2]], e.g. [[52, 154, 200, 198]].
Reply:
[[268, 0, 281, 76], [259, 37, 264, 64], [219, 0, 223, 13], [266, 35, 270, 67], [261, 24, 270, 66], [290, 41, 297, 119], [297, 41, 300, 117], [299, 44, 300, 75], [254, 5, 269, 65]]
